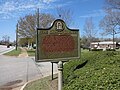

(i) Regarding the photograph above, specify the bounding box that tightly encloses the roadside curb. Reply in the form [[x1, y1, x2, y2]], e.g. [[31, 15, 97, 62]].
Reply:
[[20, 83, 27, 90], [20, 77, 48, 90], [0, 47, 15, 55]]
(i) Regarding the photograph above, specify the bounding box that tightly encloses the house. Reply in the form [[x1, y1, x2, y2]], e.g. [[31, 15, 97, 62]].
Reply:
[[90, 41, 119, 50]]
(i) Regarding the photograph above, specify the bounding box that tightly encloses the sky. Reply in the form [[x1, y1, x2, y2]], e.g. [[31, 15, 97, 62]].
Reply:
[[0, 0, 106, 42]]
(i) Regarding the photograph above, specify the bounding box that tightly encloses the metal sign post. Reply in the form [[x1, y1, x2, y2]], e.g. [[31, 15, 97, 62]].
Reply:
[[52, 62, 54, 80], [58, 61, 63, 90]]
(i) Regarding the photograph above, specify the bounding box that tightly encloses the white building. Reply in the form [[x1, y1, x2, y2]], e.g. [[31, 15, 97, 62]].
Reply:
[[90, 41, 118, 50]]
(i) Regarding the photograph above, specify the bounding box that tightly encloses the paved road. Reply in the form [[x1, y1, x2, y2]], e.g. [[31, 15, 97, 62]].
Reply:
[[0, 56, 58, 88], [0, 45, 15, 55], [0, 46, 58, 89]]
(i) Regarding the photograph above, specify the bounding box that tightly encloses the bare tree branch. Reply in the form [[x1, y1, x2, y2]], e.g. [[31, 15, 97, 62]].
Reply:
[[83, 17, 97, 41], [83, 17, 97, 47], [56, 7, 73, 26]]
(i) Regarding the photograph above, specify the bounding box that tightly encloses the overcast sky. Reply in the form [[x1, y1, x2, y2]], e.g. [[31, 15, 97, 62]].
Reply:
[[0, 0, 106, 41]]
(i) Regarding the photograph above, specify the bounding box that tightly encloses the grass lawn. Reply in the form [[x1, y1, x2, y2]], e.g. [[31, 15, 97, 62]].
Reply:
[[63, 51, 120, 90], [27, 49, 35, 56], [4, 48, 21, 56], [81, 48, 89, 52], [24, 74, 58, 90]]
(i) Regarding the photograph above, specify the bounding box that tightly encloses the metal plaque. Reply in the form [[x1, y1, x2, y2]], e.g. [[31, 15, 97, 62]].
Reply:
[[36, 19, 80, 62]]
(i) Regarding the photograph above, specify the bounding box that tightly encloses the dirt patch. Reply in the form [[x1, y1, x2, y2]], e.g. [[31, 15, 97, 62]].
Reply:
[[0, 80, 22, 90], [18, 47, 28, 57], [0, 87, 12, 90], [50, 79, 58, 90], [3, 80, 22, 86], [24, 74, 58, 90]]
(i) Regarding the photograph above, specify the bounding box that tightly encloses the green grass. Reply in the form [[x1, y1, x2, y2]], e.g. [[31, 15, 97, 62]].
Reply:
[[81, 48, 89, 52], [27, 49, 35, 56], [4, 48, 21, 56], [23, 74, 58, 90], [63, 51, 120, 90]]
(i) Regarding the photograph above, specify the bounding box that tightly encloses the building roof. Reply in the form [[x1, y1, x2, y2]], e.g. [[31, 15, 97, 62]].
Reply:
[[91, 41, 116, 45]]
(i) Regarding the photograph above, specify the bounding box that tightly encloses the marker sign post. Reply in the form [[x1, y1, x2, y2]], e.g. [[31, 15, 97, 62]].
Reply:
[[36, 19, 80, 62], [36, 19, 80, 90]]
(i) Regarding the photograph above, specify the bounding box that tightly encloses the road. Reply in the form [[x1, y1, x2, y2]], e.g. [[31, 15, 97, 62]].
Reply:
[[0, 45, 15, 55], [0, 45, 58, 89]]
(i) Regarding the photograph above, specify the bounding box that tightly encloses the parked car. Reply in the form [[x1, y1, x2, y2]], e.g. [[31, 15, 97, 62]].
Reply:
[[7, 44, 12, 48]]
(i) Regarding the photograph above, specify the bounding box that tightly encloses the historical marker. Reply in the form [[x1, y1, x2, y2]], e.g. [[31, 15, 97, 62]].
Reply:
[[36, 19, 80, 62]]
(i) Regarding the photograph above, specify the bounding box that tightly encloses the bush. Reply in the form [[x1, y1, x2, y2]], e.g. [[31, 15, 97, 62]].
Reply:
[[106, 49, 116, 51], [33, 46, 36, 49], [63, 51, 120, 90], [91, 49, 103, 51]]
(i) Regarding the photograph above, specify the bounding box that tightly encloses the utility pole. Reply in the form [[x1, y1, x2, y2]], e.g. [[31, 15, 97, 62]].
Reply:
[[37, 8, 39, 28], [35, 8, 39, 61], [16, 23, 18, 50], [113, 29, 115, 49]]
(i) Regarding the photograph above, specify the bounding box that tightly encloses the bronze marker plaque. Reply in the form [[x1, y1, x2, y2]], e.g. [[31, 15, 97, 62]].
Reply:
[[36, 19, 80, 62]]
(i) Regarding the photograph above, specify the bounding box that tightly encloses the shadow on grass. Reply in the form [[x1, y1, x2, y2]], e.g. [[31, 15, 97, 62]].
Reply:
[[74, 60, 88, 71]]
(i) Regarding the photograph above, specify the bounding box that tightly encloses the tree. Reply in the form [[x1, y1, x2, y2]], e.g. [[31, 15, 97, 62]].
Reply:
[[100, 0, 120, 35], [81, 36, 89, 49], [19, 37, 33, 47], [100, 11, 120, 35], [99, 0, 120, 49], [83, 17, 97, 46], [18, 13, 55, 38], [105, 0, 120, 10], [2, 35, 10, 45], [56, 7, 73, 26]]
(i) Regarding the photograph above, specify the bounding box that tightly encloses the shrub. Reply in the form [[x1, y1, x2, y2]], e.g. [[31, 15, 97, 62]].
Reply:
[[63, 51, 120, 90], [106, 49, 116, 51], [91, 49, 103, 51]]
